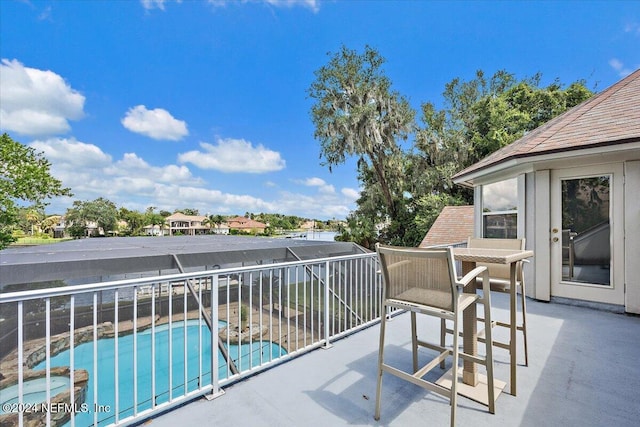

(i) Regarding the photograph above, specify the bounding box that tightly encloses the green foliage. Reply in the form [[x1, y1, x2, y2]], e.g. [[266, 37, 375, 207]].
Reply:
[[252, 213, 300, 230], [12, 229, 26, 238], [335, 212, 378, 249], [408, 70, 593, 245], [175, 208, 199, 216], [143, 207, 167, 235], [40, 215, 61, 236], [0, 133, 72, 249], [240, 304, 249, 330], [308, 45, 415, 218], [562, 176, 610, 233], [119, 207, 146, 236], [65, 197, 119, 237], [311, 61, 594, 247]]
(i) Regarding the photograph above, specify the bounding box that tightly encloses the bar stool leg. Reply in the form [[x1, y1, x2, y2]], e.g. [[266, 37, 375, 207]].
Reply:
[[374, 304, 387, 421], [520, 281, 529, 367]]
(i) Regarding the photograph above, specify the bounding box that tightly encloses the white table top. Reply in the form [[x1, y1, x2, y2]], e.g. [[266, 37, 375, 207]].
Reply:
[[452, 247, 534, 265]]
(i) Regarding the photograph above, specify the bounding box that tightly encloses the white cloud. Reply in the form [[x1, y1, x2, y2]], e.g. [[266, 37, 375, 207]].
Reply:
[[121, 105, 188, 141], [276, 190, 351, 218], [483, 178, 517, 211], [27, 138, 352, 219], [264, 0, 319, 12], [178, 138, 286, 173], [105, 153, 201, 184], [0, 59, 85, 137], [38, 6, 53, 21], [207, 0, 319, 12], [296, 177, 335, 194], [27, 137, 201, 208], [341, 187, 360, 201], [302, 177, 326, 186], [608, 58, 633, 77], [30, 138, 112, 168], [140, 0, 183, 10], [623, 22, 640, 35]]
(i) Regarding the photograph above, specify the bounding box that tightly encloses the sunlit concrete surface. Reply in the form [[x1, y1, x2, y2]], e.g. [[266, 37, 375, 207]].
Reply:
[[149, 293, 640, 426]]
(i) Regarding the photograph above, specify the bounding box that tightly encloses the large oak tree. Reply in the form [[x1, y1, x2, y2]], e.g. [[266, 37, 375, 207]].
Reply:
[[308, 45, 415, 220]]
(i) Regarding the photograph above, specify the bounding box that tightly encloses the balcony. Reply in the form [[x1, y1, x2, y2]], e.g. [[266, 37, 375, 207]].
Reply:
[[1, 252, 638, 426], [150, 293, 639, 426]]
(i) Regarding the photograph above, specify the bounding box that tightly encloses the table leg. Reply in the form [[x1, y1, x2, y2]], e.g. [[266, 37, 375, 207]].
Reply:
[[462, 260, 478, 386]]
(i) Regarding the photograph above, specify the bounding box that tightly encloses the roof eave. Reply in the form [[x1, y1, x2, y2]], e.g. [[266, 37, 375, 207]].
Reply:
[[453, 139, 640, 186]]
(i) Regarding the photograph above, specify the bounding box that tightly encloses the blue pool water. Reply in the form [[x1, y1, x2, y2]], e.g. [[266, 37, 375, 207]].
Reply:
[[0, 376, 70, 408], [32, 320, 286, 426]]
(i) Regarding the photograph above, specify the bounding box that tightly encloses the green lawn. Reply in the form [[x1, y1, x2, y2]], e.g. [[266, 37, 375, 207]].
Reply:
[[11, 236, 73, 246]]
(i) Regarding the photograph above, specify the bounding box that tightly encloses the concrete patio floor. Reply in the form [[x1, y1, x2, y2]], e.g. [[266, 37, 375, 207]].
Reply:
[[147, 293, 640, 426]]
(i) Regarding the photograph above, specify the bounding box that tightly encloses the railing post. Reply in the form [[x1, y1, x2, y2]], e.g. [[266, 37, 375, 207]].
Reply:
[[206, 274, 225, 400], [323, 260, 333, 349], [17, 301, 23, 427]]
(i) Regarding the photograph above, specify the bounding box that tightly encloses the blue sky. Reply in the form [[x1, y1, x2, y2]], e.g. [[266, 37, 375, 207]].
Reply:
[[1, 0, 638, 220]]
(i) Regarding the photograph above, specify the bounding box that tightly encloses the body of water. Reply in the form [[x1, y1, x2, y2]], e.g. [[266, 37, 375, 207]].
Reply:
[[286, 231, 338, 241], [32, 320, 286, 426]]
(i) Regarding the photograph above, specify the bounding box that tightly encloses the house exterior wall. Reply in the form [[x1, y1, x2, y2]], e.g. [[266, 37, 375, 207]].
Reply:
[[624, 160, 640, 313], [524, 171, 538, 299], [532, 170, 551, 302], [529, 159, 638, 313]]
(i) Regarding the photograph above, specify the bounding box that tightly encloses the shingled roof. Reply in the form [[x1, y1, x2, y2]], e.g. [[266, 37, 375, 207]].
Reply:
[[453, 68, 640, 183], [419, 205, 474, 247]]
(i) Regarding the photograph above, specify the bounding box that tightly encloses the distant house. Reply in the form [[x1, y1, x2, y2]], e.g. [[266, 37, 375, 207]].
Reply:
[[53, 217, 67, 238], [166, 213, 209, 236], [143, 224, 168, 236], [452, 69, 640, 314], [300, 220, 316, 230], [419, 206, 474, 248], [210, 222, 230, 235], [52, 217, 106, 237], [226, 216, 267, 234]]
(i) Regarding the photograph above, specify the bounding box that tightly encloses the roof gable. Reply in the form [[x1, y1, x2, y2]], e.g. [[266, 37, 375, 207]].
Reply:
[[454, 68, 640, 182], [419, 206, 474, 247], [166, 212, 207, 221]]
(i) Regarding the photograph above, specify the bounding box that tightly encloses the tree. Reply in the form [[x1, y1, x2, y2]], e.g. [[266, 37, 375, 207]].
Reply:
[[40, 215, 62, 237], [0, 133, 72, 248], [65, 198, 118, 237], [24, 208, 42, 235], [203, 214, 226, 232], [334, 211, 378, 249], [119, 207, 145, 236], [308, 45, 415, 220], [144, 207, 166, 236], [176, 208, 199, 216], [411, 70, 593, 235]]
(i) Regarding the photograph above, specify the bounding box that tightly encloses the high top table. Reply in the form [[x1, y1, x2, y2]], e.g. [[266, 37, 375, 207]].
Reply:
[[437, 247, 534, 405]]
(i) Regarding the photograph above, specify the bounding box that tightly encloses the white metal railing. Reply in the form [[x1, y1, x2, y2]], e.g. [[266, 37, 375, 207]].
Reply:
[[0, 252, 380, 427]]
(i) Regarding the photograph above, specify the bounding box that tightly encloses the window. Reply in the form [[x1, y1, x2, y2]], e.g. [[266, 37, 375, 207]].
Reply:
[[482, 178, 518, 238]]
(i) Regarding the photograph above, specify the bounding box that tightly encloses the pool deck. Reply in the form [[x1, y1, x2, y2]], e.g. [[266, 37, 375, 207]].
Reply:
[[147, 292, 640, 427]]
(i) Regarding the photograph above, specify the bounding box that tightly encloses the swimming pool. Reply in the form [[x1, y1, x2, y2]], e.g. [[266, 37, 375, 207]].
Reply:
[[0, 376, 70, 409], [32, 320, 286, 426]]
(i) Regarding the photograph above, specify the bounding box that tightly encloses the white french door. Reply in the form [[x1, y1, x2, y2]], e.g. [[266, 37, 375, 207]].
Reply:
[[550, 164, 624, 305]]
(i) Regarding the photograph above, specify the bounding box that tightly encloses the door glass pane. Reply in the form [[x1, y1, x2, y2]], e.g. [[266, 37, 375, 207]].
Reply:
[[561, 176, 610, 285]]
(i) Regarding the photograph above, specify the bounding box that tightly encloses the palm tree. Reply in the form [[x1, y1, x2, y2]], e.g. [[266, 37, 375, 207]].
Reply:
[[40, 215, 61, 237], [25, 208, 42, 236]]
